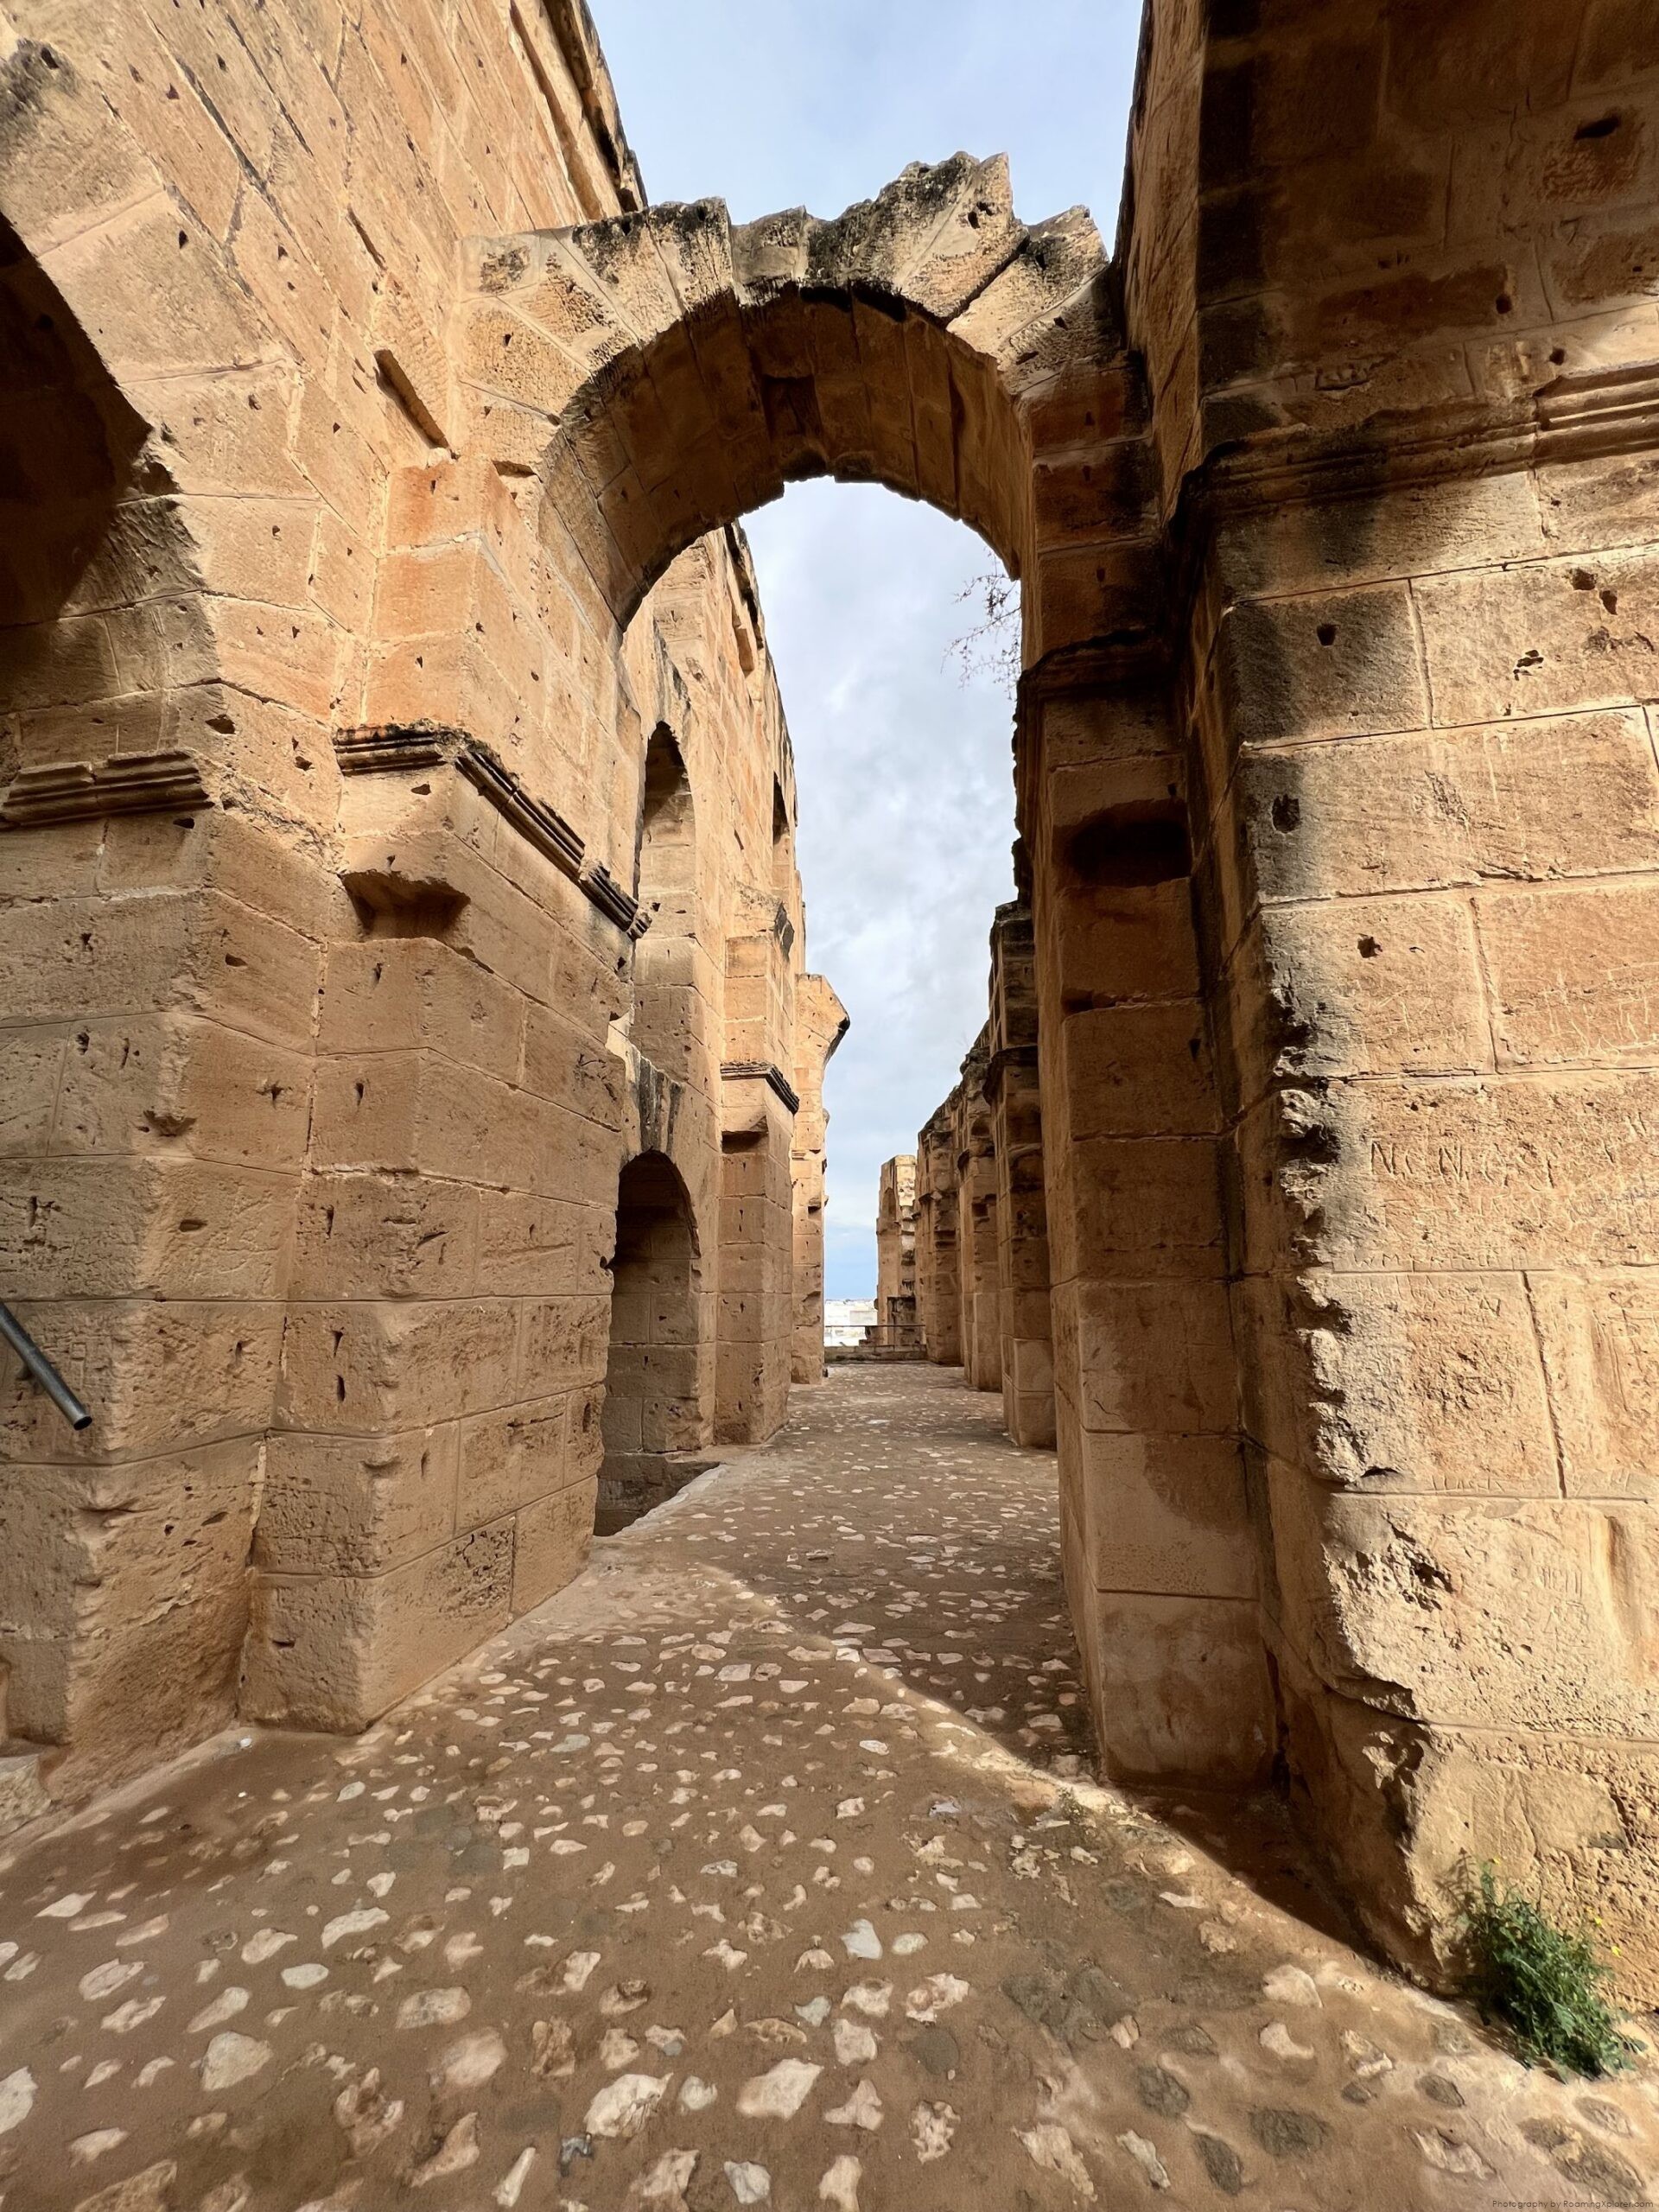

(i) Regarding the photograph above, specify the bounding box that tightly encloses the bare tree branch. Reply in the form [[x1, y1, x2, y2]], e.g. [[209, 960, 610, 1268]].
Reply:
[[944, 570, 1020, 696]]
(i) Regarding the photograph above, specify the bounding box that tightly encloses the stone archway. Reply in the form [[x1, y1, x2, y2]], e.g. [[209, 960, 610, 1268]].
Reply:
[[436, 156, 1300, 1936], [458, 154, 1152, 661], [598, 1148, 707, 1532], [0, 207, 295, 1803], [442, 103, 1659, 1994], [5, 0, 1659, 1999]]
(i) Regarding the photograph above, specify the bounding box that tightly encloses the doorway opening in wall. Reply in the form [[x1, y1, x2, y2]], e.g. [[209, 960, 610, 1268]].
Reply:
[[597, 1150, 713, 1534]]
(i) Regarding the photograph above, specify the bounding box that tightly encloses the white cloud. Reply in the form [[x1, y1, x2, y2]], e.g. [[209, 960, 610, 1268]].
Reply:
[[749, 482, 1014, 1294]]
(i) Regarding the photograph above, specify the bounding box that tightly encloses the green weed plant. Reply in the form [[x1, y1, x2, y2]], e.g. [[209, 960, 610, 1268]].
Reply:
[[1460, 1859, 1641, 2078]]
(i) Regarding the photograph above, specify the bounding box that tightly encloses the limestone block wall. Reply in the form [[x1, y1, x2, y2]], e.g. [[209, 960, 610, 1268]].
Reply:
[[913, 1107, 962, 1366], [244, 750, 628, 1732], [874, 1154, 918, 1347], [1103, 0, 1659, 1986], [791, 975, 849, 1383], [0, 0, 827, 1800], [1207, 473, 1659, 1974], [952, 1031, 1004, 1395], [987, 896, 1055, 1446]]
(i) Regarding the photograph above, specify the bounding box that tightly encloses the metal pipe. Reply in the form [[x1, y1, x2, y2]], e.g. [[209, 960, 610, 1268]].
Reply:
[[0, 1303, 92, 1431]]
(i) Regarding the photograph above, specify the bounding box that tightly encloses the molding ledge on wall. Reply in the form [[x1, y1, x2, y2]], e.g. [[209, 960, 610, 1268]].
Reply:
[[0, 750, 212, 828], [334, 721, 648, 938], [721, 1059, 802, 1114]]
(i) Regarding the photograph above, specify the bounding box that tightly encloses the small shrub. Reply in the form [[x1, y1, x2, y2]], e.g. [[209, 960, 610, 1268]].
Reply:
[[1459, 1859, 1640, 2077]]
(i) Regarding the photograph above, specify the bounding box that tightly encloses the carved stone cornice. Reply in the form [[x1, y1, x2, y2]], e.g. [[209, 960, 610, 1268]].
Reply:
[[582, 861, 646, 938], [0, 750, 212, 829], [1193, 361, 1659, 526], [334, 721, 648, 939], [456, 744, 586, 874], [982, 1040, 1039, 1106], [721, 1060, 801, 1114], [334, 722, 458, 774]]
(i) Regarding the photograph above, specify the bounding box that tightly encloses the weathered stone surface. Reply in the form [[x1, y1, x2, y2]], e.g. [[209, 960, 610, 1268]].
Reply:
[[1478, 880, 1659, 1068], [1530, 1270, 1659, 1495], [1081, 1590, 1274, 1783], [1235, 1271, 1559, 1496], [1063, 1431, 1257, 1600], [5, 0, 1659, 2018], [243, 1522, 518, 1732], [1236, 709, 1659, 906], [1217, 586, 1431, 748], [256, 1427, 461, 1576]]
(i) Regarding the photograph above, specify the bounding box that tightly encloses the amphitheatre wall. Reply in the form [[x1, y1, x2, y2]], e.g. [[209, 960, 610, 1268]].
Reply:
[[3, 0, 1659, 1992]]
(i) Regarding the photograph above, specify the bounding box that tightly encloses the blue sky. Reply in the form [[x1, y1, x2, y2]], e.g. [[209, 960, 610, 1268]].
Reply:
[[596, 1, 1142, 1295]]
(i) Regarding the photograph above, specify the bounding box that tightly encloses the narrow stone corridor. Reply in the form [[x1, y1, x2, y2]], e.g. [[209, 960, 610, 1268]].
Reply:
[[1, 1366, 1656, 2212]]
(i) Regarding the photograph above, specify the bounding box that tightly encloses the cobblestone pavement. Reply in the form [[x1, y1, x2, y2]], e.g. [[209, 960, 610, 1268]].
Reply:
[[3, 1363, 1656, 2211]]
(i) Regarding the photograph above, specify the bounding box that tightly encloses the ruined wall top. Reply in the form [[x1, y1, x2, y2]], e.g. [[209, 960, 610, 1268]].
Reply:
[[460, 152, 1137, 652]]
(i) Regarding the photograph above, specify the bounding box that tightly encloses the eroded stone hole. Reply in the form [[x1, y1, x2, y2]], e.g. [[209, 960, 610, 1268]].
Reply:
[[340, 869, 468, 939], [1063, 801, 1191, 887]]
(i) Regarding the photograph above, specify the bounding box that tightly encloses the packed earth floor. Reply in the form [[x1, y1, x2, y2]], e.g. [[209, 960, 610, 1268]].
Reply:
[[3, 1364, 1658, 2212]]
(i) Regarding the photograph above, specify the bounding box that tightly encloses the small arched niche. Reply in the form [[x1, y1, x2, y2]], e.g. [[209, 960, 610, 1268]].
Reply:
[[631, 724, 701, 1077], [770, 775, 792, 899], [638, 722, 697, 931]]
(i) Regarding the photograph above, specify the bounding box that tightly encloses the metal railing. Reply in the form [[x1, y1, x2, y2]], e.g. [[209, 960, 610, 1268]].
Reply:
[[0, 1303, 92, 1431]]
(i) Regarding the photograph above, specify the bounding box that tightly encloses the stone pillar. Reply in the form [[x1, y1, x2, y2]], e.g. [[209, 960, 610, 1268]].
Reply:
[[1101, 0, 1659, 1989], [790, 976, 849, 1384], [715, 1070, 795, 1443], [0, 109, 334, 1805], [0, 785, 327, 1802], [874, 1155, 918, 1351], [953, 1030, 1004, 1395], [244, 725, 626, 1732], [1023, 657, 1270, 1786], [987, 893, 1055, 1446], [1210, 465, 1659, 1980], [913, 1105, 963, 1366], [717, 910, 798, 1444]]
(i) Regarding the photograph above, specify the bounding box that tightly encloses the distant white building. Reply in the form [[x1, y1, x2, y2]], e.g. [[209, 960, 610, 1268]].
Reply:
[[824, 1299, 876, 1348]]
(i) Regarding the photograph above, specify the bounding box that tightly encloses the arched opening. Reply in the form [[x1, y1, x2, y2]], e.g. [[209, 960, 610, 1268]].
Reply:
[[769, 775, 791, 899], [0, 216, 183, 797], [459, 155, 1140, 664], [638, 722, 697, 929], [597, 1149, 709, 1533], [0, 212, 258, 1801], [631, 722, 702, 1077], [479, 162, 1226, 1806]]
